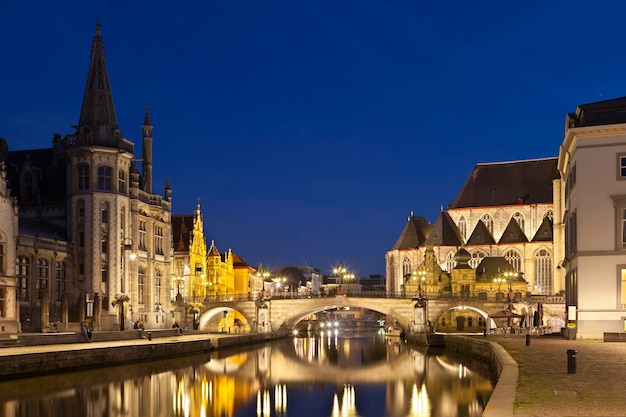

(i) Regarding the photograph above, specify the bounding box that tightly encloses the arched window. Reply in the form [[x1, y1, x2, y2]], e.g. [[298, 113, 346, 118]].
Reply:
[[138, 265, 145, 304], [97, 166, 112, 191], [402, 258, 411, 281], [504, 249, 522, 272], [458, 216, 467, 240], [543, 210, 554, 222], [78, 165, 90, 191], [16, 256, 30, 301], [480, 213, 494, 235], [512, 212, 525, 232], [469, 251, 486, 269], [444, 251, 455, 272], [534, 249, 553, 295]]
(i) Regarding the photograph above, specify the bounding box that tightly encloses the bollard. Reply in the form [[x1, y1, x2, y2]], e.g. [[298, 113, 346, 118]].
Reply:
[[147, 332, 152, 341], [567, 349, 577, 374], [525, 333, 530, 346]]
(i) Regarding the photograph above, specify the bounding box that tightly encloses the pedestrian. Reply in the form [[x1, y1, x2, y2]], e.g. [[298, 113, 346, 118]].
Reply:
[[138, 321, 146, 339], [80, 320, 91, 342], [133, 321, 139, 330], [172, 321, 182, 334]]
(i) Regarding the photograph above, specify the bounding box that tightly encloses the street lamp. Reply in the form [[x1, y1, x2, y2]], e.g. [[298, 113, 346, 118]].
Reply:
[[120, 237, 135, 331], [412, 270, 426, 297]]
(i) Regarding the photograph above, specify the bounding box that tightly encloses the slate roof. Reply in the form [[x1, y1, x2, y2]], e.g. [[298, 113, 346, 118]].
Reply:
[[466, 220, 496, 245], [449, 158, 558, 209], [532, 217, 553, 242], [475, 256, 525, 283], [567, 96, 626, 128], [391, 216, 432, 250], [499, 218, 529, 244], [232, 253, 250, 268], [19, 217, 68, 240], [172, 215, 193, 252], [426, 211, 464, 246]]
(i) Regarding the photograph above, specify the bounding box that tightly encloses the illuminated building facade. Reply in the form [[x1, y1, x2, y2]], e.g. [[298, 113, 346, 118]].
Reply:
[[386, 158, 565, 300], [1, 22, 173, 331], [559, 97, 626, 338]]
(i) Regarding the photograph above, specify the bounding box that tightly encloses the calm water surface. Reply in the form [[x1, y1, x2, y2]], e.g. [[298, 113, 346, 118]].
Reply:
[[0, 330, 493, 417]]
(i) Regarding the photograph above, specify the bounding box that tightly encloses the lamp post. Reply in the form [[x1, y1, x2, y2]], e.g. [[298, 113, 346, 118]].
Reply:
[[120, 237, 135, 331], [493, 277, 505, 301]]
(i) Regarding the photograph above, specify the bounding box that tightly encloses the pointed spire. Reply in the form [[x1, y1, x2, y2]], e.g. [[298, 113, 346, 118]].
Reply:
[[143, 106, 152, 125], [142, 106, 153, 193], [75, 21, 122, 148]]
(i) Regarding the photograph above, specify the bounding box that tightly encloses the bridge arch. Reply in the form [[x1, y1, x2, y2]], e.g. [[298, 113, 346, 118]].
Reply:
[[197, 306, 254, 333]]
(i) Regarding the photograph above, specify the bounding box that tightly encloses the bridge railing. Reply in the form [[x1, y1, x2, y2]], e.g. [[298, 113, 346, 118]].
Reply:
[[171, 292, 564, 304]]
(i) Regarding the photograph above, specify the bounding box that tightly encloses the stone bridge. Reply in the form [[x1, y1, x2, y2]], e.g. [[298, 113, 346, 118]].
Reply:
[[191, 294, 564, 336]]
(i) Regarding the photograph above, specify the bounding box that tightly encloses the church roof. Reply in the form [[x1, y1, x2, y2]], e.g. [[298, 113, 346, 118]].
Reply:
[[567, 96, 626, 128], [426, 211, 464, 246], [475, 256, 523, 283], [498, 218, 529, 244], [391, 216, 432, 250], [232, 253, 250, 267], [466, 220, 496, 245], [532, 217, 553, 242], [449, 158, 558, 209]]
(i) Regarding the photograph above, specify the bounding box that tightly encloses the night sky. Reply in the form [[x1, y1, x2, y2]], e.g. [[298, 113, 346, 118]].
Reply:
[[2, 2, 626, 276]]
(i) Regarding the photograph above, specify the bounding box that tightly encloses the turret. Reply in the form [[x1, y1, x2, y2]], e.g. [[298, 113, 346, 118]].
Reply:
[[142, 106, 153, 193]]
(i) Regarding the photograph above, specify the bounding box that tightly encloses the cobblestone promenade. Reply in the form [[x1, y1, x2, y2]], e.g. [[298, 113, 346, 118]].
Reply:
[[488, 334, 626, 417]]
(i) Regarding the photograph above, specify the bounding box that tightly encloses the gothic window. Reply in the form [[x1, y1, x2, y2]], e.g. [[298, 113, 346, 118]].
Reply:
[[504, 249, 522, 271], [139, 220, 147, 251], [55, 261, 66, 302], [534, 249, 553, 295], [16, 256, 29, 301], [36, 258, 49, 294], [78, 165, 90, 191], [444, 251, 455, 272], [138, 265, 145, 305], [543, 210, 554, 222], [97, 166, 112, 191], [155, 268, 162, 304], [154, 225, 164, 255], [458, 216, 467, 240], [118, 169, 127, 194], [480, 213, 494, 235], [402, 257, 411, 280], [469, 251, 486, 269], [512, 212, 525, 232]]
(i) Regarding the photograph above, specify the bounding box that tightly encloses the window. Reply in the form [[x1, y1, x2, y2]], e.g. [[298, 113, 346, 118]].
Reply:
[[402, 258, 411, 280], [101, 264, 108, 284], [621, 267, 626, 309], [480, 213, 494, 235], [458, 216, 467, 240], [444, 252, 455, 273], [543, 210, 554, 222], [55, 261, 66, 302], [97, 166, 112, 191], [36, 258, 49, 294], [155, 268, 162, 304], [138, 266, 145, 305], [118, 170, 127, 194], [619, 155, 626, 179], [16, 256, 30, 301], [154, 225, 164, 255], [0, 288, 5, 317], [469, 251, 486, 269], [78, 165, 90, 190], [504, 249, 521, 271], [512, 212, 525, 232], [139, 220, 147, 251], [534, 249, 553, 295]]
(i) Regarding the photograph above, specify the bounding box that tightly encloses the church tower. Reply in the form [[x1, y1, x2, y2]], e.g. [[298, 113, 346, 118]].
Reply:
[[65, 22, 172, 329]]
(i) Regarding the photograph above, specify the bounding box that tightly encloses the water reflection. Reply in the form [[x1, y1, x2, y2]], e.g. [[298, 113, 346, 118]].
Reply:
[[0, 331, 493, 417]]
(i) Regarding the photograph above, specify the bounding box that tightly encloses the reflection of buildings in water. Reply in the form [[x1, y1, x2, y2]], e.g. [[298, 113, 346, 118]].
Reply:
[[408, 384, 431, 417], [256, 384, 287, 417], [331, 384, 361, 417]]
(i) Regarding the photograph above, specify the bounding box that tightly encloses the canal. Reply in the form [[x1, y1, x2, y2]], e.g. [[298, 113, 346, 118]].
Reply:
[[0, 330, 494, 417]]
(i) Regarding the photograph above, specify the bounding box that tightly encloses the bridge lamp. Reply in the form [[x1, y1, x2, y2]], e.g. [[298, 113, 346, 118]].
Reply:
[[292, 329, 299, 336]]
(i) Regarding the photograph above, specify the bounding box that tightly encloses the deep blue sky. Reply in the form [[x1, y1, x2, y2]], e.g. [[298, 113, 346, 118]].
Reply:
[[2, 2, 626, 276]]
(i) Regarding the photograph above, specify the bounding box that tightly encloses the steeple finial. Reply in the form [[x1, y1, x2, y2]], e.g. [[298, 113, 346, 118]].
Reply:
[[144, 106, 151, 125]]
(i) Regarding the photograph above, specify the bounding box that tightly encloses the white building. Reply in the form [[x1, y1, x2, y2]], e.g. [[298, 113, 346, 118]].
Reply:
[[559, 97, 626, 339]]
